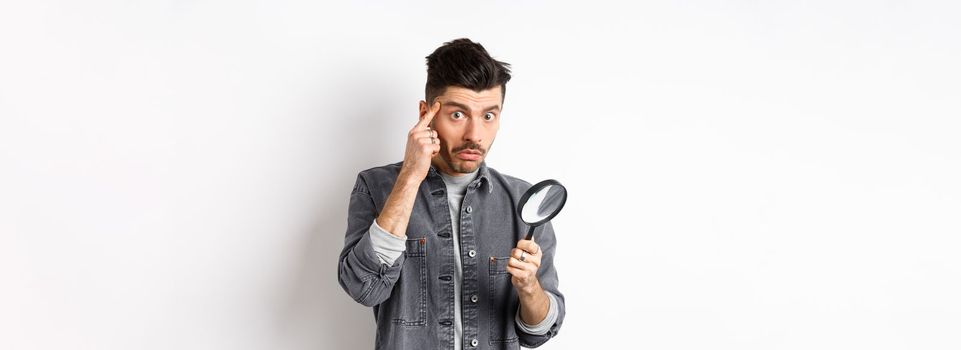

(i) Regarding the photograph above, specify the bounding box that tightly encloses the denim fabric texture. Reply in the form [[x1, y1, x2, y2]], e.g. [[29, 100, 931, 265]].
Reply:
[[337, 161, 565, 349]]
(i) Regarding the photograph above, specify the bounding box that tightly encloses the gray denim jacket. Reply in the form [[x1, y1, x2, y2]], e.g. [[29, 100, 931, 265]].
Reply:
[[337, 161, 566, 349]]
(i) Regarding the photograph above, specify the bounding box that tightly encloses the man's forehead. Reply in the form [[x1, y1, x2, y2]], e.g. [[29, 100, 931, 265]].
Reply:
[[435, 86, 502, 109]]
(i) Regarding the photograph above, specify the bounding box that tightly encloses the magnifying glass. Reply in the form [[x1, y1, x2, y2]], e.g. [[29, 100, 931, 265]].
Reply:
[[516, 179, 568, 241]]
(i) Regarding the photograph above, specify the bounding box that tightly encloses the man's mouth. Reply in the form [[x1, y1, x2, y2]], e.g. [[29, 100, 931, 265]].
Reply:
[[456, 149, 482, 161]]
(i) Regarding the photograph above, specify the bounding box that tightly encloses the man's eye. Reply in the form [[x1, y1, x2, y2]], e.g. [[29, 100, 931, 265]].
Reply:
[[451, 111, 465, 119], [484, 112, 495, 121]]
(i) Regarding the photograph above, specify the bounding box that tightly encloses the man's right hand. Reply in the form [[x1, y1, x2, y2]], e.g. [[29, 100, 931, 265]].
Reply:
[[375, 101, 442, 239], [399, 101, 442, 183]]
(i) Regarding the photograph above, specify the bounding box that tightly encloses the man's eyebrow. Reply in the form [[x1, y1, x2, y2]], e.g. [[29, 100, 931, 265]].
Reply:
[[443, 101, 501, 113]]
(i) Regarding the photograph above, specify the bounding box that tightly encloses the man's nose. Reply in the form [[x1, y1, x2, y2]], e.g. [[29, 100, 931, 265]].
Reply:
[[463, 117, 483, 144]]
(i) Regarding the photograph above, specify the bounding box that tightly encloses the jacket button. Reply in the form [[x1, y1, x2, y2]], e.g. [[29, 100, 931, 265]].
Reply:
[[468, 249, 476, 257], [465, 205, 472, 213], [470, 338, 478, 347], [470, 295, 478, 303]]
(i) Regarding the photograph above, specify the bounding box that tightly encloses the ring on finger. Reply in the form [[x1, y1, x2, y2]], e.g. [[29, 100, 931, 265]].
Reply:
[[519, 251, 526, 262]]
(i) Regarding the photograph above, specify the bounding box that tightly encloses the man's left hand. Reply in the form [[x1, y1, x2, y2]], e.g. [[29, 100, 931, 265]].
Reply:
[[507, 239, 542, 295]]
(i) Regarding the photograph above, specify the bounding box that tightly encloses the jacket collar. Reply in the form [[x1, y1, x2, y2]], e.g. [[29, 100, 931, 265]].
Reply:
[[428, 161, 493, 194]]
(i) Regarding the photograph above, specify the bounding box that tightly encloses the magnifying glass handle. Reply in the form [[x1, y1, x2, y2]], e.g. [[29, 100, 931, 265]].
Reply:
[[524, 225, 535, 241]]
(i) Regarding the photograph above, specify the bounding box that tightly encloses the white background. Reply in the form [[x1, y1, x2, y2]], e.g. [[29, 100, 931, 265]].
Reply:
[[2, 1, 959, 349]]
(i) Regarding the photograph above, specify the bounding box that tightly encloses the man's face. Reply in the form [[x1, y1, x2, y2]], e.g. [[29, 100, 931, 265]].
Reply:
[[420, 86, 502, 175]]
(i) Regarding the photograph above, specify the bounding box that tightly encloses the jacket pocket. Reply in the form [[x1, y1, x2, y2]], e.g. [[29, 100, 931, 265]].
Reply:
[[389, 237, 427, 326], [488, 256, 519, 344]]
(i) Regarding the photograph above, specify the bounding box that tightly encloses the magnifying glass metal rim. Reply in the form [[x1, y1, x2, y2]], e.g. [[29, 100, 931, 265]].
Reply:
[[517, 179, 568, 229]]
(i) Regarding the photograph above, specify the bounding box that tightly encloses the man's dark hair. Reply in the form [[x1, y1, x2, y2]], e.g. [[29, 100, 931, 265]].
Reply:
[[425, 38, 512, 104]]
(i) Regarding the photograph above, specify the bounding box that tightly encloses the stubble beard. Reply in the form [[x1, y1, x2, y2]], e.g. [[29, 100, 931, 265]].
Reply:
[[438, 140, 492, 174]]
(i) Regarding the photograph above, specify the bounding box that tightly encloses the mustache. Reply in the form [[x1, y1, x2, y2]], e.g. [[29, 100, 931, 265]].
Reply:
[[452, 141, 485, 154]]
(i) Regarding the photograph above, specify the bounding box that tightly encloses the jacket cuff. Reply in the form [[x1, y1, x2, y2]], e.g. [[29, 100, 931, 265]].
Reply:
[[368, 219, 407, 266], [350, 222, 405, 275], [515, 292, 559, 335]]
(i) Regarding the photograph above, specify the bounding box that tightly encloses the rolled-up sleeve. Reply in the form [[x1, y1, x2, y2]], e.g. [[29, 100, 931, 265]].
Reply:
[[515, 292, 560, 335], [369, 219, 407, 265], [337, 174, 406, 307]]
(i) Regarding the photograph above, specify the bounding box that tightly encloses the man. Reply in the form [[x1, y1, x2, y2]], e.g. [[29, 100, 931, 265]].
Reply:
[[337, 38, 565, 350]]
